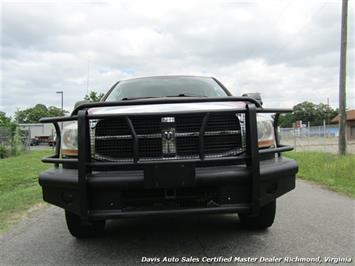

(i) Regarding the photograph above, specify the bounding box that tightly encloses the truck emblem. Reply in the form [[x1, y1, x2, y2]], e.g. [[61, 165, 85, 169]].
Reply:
[[161, 117, 176, 156], [163, 130, 174, 140]]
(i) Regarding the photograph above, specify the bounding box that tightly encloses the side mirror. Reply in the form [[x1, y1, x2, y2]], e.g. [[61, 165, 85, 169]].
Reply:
[[242, 92, 263, 106], [74, 100, 90, 109]]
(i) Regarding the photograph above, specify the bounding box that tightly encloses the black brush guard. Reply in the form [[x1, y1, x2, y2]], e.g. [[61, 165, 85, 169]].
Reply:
[[40, 97, 294, 220]]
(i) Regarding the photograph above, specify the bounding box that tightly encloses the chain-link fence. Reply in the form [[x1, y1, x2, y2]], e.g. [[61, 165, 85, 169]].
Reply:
[[0, 127, 11, 144], [279, 125, 355, 154], [0, 126, 30, 158], [1, 123, 57, 158]]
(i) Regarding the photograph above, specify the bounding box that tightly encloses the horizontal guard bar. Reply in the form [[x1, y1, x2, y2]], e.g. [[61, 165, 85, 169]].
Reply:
[[259, 145, 293, 154], [40, 115, 78, 123], [257, 108, 292, 113], [39, 108, 292, 123], [42, 157, 78, 165], [87, 155, 248, 167], [72, 96, 263, 115], [40, 145, 293, 166], [87, 108, 247, 119]]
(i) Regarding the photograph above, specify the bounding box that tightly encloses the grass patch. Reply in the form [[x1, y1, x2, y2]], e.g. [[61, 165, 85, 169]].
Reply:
[[0, 150, 52, 233], [285, 151, 355, 198]]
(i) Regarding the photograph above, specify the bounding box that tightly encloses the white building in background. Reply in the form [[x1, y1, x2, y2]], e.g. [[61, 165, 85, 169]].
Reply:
[[19, 123, 55, 141]]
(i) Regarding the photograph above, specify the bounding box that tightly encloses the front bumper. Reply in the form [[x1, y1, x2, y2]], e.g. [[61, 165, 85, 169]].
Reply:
[[39, 157, 297, 220]]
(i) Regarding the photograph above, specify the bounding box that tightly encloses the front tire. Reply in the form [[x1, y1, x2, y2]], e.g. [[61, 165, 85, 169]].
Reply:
[[239, 200, 276, 230], [65, 211, 105, 238]]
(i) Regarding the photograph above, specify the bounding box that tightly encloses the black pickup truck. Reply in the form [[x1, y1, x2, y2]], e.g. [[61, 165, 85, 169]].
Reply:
[[39, 76, 298, 238]]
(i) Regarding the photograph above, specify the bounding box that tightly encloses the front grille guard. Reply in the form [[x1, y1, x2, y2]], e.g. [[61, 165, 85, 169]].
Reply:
[[40, 97, 293, 218]]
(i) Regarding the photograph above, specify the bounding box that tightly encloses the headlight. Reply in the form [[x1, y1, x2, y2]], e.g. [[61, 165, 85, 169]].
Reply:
[[61, 123, 78, 156], [257, 115, 275, 148]]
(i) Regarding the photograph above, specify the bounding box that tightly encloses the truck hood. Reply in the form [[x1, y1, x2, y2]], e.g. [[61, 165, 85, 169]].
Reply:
[[88, 101, 247, 116]]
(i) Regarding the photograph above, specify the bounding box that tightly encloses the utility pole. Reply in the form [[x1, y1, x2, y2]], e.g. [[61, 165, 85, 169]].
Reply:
[[338, 0, 348, 155]]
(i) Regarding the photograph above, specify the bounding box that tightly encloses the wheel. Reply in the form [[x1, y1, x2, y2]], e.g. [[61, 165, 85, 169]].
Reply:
[[65, 211, 105, 238], [239, 200, 276, 230]]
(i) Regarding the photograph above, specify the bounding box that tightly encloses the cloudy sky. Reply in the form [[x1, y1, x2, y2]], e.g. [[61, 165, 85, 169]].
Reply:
[[1, 0, 354, 115]]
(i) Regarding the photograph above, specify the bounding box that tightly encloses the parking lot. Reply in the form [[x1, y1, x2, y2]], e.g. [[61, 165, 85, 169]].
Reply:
[[28, 144, 54, 151]]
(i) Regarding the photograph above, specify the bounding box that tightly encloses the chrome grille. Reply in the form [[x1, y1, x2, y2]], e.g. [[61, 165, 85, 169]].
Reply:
[[91, 112, 245, 162]]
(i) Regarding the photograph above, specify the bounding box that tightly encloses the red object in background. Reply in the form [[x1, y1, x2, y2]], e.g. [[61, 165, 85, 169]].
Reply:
[[295, 120, 302, 128]]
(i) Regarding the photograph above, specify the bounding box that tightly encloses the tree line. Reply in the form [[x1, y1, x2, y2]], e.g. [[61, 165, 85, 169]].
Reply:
[[0, 97, 338, 127], [0, 91, 104, 125], [278, 101, 338, 127]]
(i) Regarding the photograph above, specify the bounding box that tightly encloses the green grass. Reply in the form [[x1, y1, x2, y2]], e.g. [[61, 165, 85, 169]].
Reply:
[[285, 151, 355, 198], [0, 150, 52, 233]]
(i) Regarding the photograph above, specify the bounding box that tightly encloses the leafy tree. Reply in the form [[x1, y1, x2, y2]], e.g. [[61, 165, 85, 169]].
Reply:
[[293, 101, 318, 125], [84, 91, 105, 102], [316, 103, 338, 125], [0, 111, 13, 128], [0, 111, 17, 134], [15, 104, 68, 123], [0, 111, 19, 158], [278, 101, 338, 127], [48, 106, 67, 117], [278, 113, 295, 128]]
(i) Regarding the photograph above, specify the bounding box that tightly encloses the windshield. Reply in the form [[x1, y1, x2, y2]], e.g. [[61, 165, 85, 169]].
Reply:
[[105, 76, 228, 101]]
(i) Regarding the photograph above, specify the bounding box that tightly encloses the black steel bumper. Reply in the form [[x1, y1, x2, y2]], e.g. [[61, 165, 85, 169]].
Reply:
[[39, 157, 297, 220]]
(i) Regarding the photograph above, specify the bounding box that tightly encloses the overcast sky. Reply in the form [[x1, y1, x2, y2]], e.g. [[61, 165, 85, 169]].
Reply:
[[1, 0, 354, 115]]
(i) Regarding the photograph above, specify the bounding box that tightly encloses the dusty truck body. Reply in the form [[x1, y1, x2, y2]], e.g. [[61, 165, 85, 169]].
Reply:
[[39, 76, 298, 238]]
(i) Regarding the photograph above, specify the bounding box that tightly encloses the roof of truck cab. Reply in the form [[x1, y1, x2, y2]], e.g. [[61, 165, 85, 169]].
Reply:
[[119, 75, 215, 82]]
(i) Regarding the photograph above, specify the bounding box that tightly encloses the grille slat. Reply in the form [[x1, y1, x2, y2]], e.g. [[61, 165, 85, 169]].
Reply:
[[92, 112, 245, 162]]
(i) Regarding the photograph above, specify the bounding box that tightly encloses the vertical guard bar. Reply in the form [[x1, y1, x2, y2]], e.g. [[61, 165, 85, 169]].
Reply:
[[125, 116, 139, 163], [53, 122, 61, 168], [245, 104, 260, 215], [273, 113, 281, 157], [78, 110, 90, 220], [199, 113, 210, 160]]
